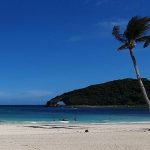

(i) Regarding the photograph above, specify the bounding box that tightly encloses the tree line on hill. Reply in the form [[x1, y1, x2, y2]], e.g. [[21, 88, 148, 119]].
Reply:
[[46, 78, 150, 107]]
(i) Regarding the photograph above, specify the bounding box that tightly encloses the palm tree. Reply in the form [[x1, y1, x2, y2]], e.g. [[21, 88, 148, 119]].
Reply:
[[112, 16, 150, 108]]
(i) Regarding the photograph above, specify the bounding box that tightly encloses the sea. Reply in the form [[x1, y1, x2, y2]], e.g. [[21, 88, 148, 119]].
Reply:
[[0, 105, 150, 124]]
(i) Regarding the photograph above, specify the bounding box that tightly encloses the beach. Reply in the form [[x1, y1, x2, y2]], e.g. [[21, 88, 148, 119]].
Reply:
[[0, 123, 150, 150]]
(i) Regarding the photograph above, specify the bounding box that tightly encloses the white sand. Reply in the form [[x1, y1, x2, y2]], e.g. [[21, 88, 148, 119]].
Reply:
[[0, 123, 150, 150]]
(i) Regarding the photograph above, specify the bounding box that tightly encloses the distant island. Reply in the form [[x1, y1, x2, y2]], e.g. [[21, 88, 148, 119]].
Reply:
[[46, 78, 150, 107]]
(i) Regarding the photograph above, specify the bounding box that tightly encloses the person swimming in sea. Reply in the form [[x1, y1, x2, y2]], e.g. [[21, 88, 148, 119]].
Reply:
[[74, 117, 77, 121]]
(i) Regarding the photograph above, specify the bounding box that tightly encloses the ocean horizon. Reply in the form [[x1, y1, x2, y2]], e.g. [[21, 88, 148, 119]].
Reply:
[[0, 105, 150, 124]]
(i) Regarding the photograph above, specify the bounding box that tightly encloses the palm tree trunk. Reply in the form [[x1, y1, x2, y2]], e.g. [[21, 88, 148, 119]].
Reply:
[[129, 48, 150, 108]]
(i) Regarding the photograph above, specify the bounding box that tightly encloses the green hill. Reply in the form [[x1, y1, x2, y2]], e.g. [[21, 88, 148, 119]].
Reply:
[[46, 78, 150, 107]]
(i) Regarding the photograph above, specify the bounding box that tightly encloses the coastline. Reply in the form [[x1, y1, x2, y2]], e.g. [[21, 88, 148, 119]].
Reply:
[[58, 105, 148, 108], [1, 120, 150, 125], [0, 123, 150, 150]]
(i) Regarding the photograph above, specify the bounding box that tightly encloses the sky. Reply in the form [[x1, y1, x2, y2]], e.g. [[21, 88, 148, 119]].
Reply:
[[0, 0, 150, 105]]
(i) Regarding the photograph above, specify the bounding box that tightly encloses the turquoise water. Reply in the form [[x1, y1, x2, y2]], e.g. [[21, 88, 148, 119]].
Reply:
[[0, 105, 150, 124]]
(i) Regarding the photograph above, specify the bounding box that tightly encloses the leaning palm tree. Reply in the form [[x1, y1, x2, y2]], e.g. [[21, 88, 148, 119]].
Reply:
[[112, 16, 150, 108]]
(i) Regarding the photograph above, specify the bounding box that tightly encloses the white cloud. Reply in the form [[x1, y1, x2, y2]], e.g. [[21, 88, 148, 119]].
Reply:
[[0, 90, 52, 100], [94, 19, 127, 38], [96, 20, 127, 28], [95, 0, 108, 6], [68, 19, 128, 42], [84, 0, 91, 4], [68, 35, 82, 42], [84, 0, 109, 6]]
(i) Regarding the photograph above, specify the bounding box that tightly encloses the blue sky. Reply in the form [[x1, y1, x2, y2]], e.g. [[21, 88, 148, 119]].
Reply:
[[0, 0, 150, 104]]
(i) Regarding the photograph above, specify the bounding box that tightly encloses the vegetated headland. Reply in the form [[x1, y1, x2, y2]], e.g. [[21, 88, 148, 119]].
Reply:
[[46, 78, 150, 107]]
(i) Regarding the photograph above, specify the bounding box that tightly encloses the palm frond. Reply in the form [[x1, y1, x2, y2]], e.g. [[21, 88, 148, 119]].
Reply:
[[117, 43, 128, 50], [112, 26, 126, 43], [136, 36, 150, 42], [136, 36, 150, 48], [125, 16, 150, 41], [144, 39, 150, 48]]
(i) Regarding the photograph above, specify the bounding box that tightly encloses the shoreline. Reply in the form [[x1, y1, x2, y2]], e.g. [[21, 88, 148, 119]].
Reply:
[[47, 105, 148, 108], [0, 104, 147, 108], [1, 120, 150, 125]]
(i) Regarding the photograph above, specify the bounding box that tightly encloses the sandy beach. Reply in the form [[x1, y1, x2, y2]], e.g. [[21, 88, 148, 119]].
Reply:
[[0, 123, 149, 150]]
